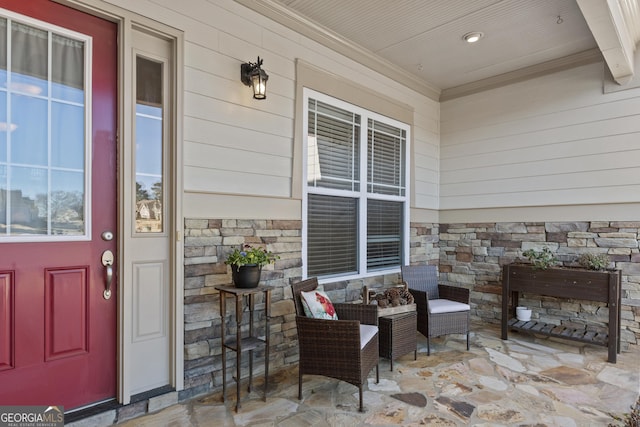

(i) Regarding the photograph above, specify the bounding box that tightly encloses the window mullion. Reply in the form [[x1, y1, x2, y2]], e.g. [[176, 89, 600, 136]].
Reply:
[[359, 113, 368, 275], [368, 122, 377, 194], [351, 114, 355, 191], [5, 19, 11, 235], [47, 30, 52, 235]]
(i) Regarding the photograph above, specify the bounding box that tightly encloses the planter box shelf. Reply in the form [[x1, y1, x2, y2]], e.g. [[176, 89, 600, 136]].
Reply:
[[501, 264, 621, 363], [506, 318, 609, 346]]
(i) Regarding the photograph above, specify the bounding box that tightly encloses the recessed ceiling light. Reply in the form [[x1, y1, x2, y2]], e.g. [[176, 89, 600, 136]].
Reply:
[[463, 32, 484, 43]]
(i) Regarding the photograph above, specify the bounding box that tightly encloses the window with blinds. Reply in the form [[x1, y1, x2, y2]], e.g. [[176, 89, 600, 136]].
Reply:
[[307, 194, 358, 276], [304, 90, 409, 279], [368, 119, 406, 196], [367, 199, 402, 270], [307, 98, 360, 191]]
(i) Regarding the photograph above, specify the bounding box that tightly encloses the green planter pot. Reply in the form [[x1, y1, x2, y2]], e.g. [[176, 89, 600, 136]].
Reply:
[[231, 264, 262, 288]]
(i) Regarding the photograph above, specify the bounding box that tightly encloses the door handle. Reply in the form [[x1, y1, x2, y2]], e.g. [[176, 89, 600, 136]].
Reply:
[[102, 250, 114, 300]]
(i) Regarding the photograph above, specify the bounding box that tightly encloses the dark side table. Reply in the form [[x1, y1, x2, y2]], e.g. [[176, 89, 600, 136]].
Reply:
[[215, 285, 271, 411], [378, 311, 417, 371]]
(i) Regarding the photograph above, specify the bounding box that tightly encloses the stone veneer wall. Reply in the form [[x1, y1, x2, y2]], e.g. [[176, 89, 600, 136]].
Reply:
[[181, 218, 637, 399], [182, 219, 302, 400], [409, 222, 440, 265], [181, 219, 440, 400], [439, 221, 640, 350]]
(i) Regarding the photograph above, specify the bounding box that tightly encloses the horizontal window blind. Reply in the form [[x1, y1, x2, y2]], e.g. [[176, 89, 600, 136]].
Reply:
[[307, 98, 360, 191], [367, 199, 402, 270], [368, 119, 406, 196], [307, 194, 358, 277]]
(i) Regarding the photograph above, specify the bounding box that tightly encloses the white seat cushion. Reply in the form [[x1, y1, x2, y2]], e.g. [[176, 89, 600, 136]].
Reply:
[[359, 324, 378, 349], [429, 299, 470, 314]]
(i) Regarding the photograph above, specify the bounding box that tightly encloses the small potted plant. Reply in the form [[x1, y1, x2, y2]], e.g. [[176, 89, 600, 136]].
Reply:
[[577, 252, 610, 271], [225, 244, 278, 288], [522, 247, 558, 270]]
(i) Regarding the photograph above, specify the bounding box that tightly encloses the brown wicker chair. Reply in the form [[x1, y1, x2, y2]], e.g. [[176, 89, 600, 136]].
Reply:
[[291, 277, 379, 412], [401, 265, 470, 355]]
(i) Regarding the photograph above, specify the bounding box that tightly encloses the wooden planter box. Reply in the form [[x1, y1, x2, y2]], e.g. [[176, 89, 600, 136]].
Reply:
[[375, 303, 416, 317], [501, 263, 621, 363], [363, 285, 416, 317]]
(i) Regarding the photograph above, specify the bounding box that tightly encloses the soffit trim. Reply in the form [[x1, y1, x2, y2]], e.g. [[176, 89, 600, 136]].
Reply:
[[440, 48, 603, 101]]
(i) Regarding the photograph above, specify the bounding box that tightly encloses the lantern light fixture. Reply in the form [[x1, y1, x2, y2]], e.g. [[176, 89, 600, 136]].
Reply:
[[240, 56, 269, 100]]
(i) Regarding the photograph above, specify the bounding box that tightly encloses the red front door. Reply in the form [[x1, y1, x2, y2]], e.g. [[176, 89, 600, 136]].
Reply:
[[0, 1, 117, 410]]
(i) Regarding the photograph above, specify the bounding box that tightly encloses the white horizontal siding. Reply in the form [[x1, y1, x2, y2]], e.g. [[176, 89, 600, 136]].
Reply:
[[442, 127, 640, 174], [184, 117, 291, 158], [184, 142, 291, 178], [105, 0, 439, 218], [184, 166, 291, 197], [440, 62, 640, 210], [440, 184, 640, 210], [412, 107, 440, 210]]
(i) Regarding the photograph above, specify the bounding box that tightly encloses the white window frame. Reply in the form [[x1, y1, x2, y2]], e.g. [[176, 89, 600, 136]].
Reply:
[[302, 88, 410, 282]]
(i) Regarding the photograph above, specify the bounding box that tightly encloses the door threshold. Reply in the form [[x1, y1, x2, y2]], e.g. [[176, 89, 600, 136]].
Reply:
[[65, 386, 176, 425], [64, 399, 120, 424], [130, 385, 175, 404]]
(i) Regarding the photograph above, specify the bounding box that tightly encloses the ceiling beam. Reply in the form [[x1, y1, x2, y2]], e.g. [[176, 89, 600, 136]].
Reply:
[[577, 0, 639, 85]]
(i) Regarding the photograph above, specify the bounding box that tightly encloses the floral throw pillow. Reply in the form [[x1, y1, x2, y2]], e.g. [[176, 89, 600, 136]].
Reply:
[[300, 290, 338, 320]]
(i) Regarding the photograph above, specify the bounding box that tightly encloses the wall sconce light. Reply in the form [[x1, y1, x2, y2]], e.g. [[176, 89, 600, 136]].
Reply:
[[240, 56, 269, 100]]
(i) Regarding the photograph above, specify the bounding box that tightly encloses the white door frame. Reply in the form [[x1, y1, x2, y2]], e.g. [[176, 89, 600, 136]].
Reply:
[[55, 0, 184, 405]]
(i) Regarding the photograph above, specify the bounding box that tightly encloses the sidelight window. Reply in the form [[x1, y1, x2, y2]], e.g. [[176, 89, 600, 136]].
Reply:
[[134, 56, 164, 234]]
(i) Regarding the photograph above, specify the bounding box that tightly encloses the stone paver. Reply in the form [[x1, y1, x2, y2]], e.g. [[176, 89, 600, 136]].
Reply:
[[111, 323, 639, 426]]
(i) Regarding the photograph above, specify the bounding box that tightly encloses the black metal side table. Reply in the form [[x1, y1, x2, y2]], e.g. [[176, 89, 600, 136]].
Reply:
[[215, 285, 271, 411]]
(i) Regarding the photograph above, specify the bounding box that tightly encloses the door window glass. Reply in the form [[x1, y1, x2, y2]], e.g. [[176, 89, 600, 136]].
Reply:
[[134, 56, 163, 233], [0, 18, 6, 87], [0, 15, 88, 239], [11, 22, 48, 97]]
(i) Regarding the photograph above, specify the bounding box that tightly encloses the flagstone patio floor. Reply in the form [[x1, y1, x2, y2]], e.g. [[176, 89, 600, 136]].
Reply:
[[81, 322, 640, 426]]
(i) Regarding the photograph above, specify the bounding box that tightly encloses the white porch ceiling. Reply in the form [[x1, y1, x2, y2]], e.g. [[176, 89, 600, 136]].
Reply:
[[236, 0, 640, 100]]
